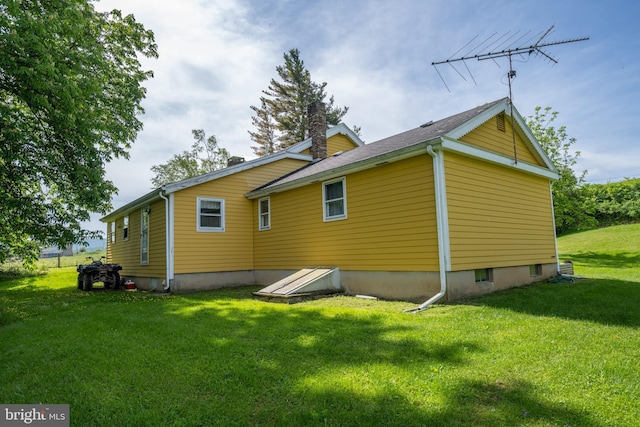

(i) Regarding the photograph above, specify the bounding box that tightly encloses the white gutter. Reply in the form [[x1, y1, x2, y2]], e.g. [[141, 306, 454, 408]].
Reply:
[[406, 145, 449, 312], [158, 190, 171, 291]]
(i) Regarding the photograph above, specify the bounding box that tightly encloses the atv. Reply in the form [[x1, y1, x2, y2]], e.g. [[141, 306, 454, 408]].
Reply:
[[77, 256, 123, 291]]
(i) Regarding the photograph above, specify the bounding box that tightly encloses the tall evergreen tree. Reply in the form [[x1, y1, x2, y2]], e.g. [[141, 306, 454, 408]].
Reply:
[[249, 48, 350, 154], [249, 98, 277, 156]]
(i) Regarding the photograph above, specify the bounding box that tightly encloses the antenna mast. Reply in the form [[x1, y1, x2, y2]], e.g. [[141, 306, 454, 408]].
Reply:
[[432, 25, 589, 163]]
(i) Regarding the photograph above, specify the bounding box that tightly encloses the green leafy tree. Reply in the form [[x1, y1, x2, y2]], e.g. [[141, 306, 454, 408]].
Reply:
[[527, 106, 594, 234], [150, 129, 230, 187], [250, 48, 353, 155], [0, 0, 157, 264], [582, 178, 640, 226]]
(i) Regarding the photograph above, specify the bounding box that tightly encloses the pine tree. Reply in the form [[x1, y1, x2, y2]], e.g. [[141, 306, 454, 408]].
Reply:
[[249, 49, 350, 154], [249, 98, 277, 156]]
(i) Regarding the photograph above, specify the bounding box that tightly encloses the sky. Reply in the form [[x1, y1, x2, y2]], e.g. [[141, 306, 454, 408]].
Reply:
[[87, 0, 640, 232]]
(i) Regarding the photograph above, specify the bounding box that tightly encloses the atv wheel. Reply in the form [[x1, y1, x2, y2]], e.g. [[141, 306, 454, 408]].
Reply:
[[83, 274, 93, 291], [113, 272, 121, 289], [77, 274, 84, 290]]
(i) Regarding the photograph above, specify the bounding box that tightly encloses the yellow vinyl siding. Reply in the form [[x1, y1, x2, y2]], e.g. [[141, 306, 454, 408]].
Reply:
[[172, 158, 307, 274], [254, 155, 439, 271], [327, 134, 360, 154], [445, 152, 556, 270], [299, 134, 360, 156], [460, 115, 545, 166], [106, 199, 166, 277]]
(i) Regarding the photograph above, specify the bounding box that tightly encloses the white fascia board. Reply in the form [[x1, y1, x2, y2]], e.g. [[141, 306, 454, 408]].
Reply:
[[162, 151, 312, 194], [246, 142, 431, 199], [507, 105, 558, 173], [330, 123, 366, 147], [445, 99, 510, 140], [441, 137, 559, 180], [446, 99, 557, 174], [102, 152, 313, 221], [100, 190, 161, 223]]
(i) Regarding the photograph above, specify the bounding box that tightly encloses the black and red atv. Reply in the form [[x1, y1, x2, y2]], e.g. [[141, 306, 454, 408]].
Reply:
[[76, 256, 123, 291]]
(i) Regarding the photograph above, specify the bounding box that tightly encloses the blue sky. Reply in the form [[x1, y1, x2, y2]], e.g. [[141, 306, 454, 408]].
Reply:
[[89, 0, 640, 231]]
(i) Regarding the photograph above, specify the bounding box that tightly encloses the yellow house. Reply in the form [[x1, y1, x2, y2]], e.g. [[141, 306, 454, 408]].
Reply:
[[101, 121, 364, 292], [102, 98, 559, 306]]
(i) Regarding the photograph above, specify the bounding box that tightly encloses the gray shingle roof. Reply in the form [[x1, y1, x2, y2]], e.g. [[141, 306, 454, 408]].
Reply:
[[250, 98, 507, 193]]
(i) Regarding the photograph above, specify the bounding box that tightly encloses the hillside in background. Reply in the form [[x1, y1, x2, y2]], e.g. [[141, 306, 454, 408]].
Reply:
[[557, 223, 640, 281], [73, 238, 106, 253]]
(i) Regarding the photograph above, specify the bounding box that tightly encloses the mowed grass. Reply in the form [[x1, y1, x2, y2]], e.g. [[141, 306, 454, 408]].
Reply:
[[0, 226, 639, 426]]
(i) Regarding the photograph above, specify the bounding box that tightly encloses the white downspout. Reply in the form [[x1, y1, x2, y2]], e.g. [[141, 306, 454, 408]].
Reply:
[[159, 190, 171, 291], [549, 182, 560, 273], [406, 144, 448, 313]]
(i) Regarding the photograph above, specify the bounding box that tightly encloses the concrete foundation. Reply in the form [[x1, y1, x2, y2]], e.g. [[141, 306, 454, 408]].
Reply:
[[171, 270, 254, 293], [124, 262, 558, 301], [445, 263, 557, 301]]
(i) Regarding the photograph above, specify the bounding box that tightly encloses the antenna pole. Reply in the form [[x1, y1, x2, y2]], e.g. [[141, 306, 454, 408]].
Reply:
[[432, 26, 589, 164], [508, 54, 517, 164]]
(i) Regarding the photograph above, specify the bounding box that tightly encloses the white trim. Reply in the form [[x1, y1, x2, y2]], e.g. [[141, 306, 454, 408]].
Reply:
[[509, 104, 557, 171], [123, 215, 129, 241], [407, 145, 450, 312], [433, 147, 451, 271], [550, 182, 560, 272], [440, 137, 559, 180], [196, 197, 225, 232], [322, 177, 347, 222], [445, 98, 557, 173], [446, 99, 509, 140], [258, 196, 271, 230], [164, 153, 311, 194], [168, 193, 175, 280]]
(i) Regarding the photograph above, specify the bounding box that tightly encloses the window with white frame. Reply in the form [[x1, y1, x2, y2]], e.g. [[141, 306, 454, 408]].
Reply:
[[123, 215, 129, 241], [323, 177, 347, 221], [140, 208, 149, 265], [110, 221, 116, 244], [197, 197, 225, 232], [258, 197, 270, 230]]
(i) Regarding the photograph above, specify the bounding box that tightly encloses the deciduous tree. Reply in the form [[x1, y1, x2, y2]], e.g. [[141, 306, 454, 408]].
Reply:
[[0, 0, 157, 264], [527, 106, 593, 233], [150, 130, 230, 188]]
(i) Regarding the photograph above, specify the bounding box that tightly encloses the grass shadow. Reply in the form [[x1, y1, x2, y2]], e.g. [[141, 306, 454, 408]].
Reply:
[[466, 278, 640, 327], [563, 251, 640, 269]]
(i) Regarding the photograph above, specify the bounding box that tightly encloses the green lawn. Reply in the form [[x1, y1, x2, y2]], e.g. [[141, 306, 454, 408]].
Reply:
[[0, 226, 638, 426]]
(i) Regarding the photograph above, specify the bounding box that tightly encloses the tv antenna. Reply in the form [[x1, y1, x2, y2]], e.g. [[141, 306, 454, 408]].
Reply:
[[431, 25, 588, 163]]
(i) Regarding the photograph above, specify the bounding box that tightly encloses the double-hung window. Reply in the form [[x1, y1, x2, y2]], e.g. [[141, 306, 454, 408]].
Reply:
[[258, 197, 270, 230], [323, 177, 347, 221], [123, 216, 129, 241], [140, 208, 149, 265], [197, 197, 225, 232]]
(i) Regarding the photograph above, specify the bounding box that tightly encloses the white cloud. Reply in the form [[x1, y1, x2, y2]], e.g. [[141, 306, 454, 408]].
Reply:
[[84, 0, 640, 232]]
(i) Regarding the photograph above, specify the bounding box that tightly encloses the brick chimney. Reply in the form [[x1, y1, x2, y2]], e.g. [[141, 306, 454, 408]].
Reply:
[[308, 101, 327, 159]]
